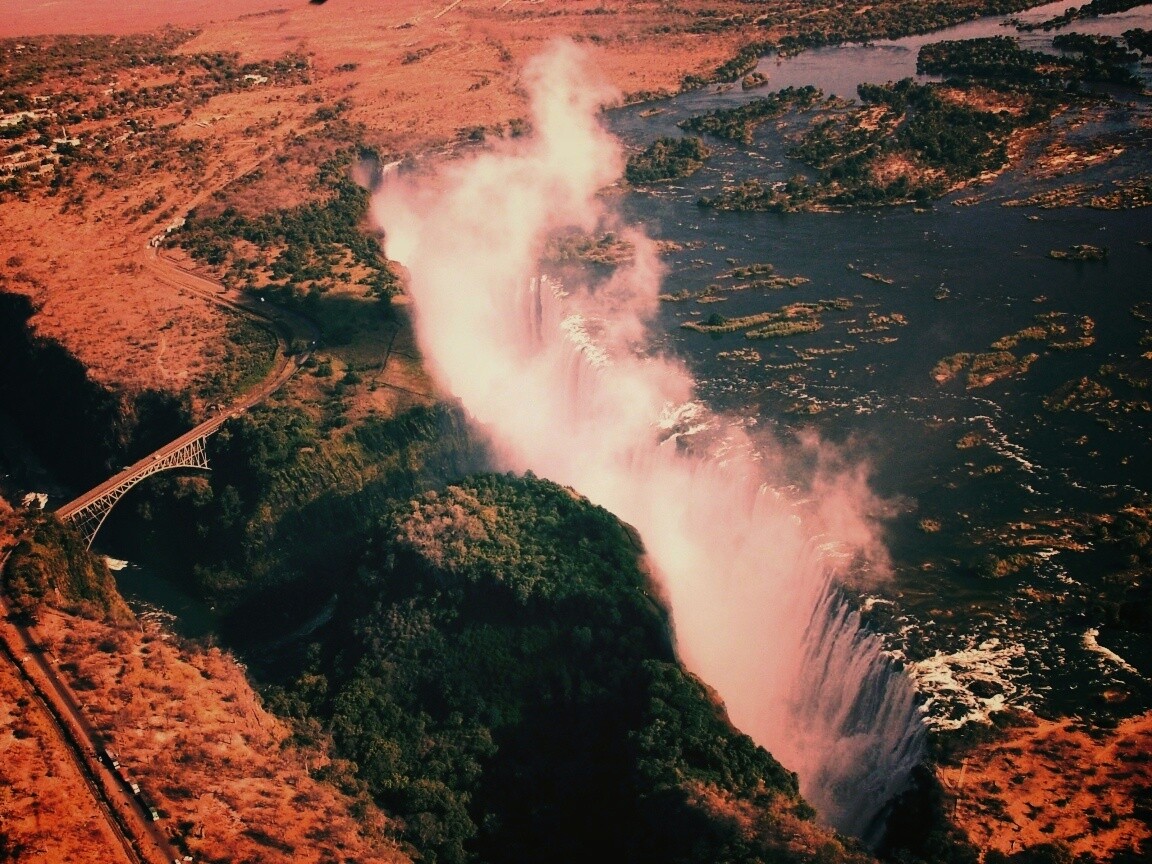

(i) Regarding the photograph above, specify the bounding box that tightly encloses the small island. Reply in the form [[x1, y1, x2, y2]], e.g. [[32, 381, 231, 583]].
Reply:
[[681, 298, 851, 339], [742, 71, 770, 90], [1048, 244, 1108, 261], [624, 135, 711, 184]]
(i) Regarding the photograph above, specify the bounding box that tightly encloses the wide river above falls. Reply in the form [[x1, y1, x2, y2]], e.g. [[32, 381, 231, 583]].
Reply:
[[604, 0, 1152, 729]]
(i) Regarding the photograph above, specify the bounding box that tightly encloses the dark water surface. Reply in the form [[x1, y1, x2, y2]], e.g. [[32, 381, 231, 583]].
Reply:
[[606, 1, 1152, 729]]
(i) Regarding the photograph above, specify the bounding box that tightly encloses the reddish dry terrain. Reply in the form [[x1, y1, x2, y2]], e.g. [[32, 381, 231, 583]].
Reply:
[[0, 1, 753, 398], [939, 711, 1152, 861], [3, 1, 291, 38], [0, 639, 134, 864], [28, 607, 410, 864]]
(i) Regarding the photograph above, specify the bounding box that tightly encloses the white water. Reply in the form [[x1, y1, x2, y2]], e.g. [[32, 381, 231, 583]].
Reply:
[[1083, 627, 1139, 676], [374, 42, 924, 837]]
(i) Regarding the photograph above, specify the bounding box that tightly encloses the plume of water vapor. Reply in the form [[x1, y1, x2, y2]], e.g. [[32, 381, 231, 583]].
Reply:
[[373, 40, 924, 838]]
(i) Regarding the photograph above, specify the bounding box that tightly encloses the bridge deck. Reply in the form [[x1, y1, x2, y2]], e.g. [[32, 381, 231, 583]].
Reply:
[[55, 351, 302, 548]]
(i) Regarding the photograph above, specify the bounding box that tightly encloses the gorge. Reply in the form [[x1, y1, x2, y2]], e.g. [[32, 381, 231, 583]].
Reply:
[[375, 41, 926, 836]]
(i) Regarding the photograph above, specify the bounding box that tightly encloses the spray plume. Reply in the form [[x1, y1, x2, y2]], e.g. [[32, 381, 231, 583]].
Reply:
[[373, 41, 924, 838]]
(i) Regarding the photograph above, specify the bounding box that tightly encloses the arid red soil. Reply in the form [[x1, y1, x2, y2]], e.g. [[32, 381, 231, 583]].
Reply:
[[0, 2, 750, 397], [0, 639, 133, 864], [939, 711, 1152, 860], [1, 0, 291, 38], [31, 607, 410, 864]]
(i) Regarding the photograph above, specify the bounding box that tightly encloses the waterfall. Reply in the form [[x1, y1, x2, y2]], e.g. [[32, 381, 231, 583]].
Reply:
[[792, 589, 927, 839], [372, 41, 925, 837], [519, 277, 927, 837]]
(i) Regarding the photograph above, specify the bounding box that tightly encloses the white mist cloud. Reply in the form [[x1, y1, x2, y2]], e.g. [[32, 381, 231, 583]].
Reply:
[[373, 40, 922, 837]]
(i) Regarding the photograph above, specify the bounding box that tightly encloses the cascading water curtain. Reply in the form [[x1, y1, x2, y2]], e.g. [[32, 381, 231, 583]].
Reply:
[[375, 41, 925, 837]]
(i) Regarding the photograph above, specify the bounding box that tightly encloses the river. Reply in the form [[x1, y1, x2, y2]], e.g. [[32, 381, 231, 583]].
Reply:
[[604, 0, 1152, 729]]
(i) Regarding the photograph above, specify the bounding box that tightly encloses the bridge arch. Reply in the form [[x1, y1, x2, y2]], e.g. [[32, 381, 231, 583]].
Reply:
[[56, 433, 214, 550]]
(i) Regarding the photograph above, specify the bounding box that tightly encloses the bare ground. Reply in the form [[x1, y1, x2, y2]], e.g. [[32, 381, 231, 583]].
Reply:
[[32, 606, 410, 864], [0, 644, 133, 864], [939, 711, 1152, 860]]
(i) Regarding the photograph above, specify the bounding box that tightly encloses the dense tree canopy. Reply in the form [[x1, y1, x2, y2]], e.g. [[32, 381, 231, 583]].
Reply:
[[264, 473, 868, 864]]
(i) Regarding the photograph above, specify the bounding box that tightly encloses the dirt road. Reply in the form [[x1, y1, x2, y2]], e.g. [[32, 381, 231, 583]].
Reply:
[[0, 594, 180, 864]]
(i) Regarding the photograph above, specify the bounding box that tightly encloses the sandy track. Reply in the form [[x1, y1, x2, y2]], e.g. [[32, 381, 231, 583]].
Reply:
[[0, 597, 177, 864]]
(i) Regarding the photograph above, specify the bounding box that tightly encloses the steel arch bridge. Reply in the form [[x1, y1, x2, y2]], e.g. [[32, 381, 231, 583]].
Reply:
[[56, 429, 217, 550]]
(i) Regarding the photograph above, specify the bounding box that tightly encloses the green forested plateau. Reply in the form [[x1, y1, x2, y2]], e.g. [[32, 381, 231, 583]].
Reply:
[[264, 472, 869, 864], [266, 476, 820, 861]]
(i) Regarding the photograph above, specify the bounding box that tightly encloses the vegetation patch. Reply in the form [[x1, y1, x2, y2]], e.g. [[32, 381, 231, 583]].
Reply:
[[700, 77, 1017, 210], [1019, 0, 1152, 32], [171, 148, 399, 306], [3, 514, 131, 622], [198, 316, 279, 405], [1089, 178, 1152, 210], [682, 298, 850, 338], [1124, 27, 1152, 56], [543, 231, 635, 267], [1003, 182, 1103, 208], [1044, 376, 1113, 412], [625, 135, 711, 183], [679, 86, 824, 144], [918, 34, 1138, 86], [660, 262, 811, 303], [742, 71, 771, 90], [696, 30, 1145, 213], [933, 312, 1095, 388], [260, 473, 864, 864], [0, 31, 310, 199], [968, 350, 1040, 388], [1048, 244, 1108, 261]]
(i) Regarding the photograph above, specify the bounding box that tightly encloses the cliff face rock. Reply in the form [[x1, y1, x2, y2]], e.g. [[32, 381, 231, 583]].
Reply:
[[0, 292, 190, 489], [3, 513, 132, 622]]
